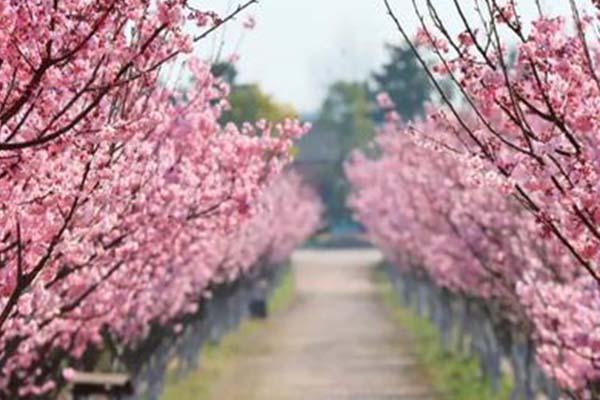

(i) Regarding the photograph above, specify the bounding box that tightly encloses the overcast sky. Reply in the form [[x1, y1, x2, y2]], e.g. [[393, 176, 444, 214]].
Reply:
[[195, 0, 579, 114]]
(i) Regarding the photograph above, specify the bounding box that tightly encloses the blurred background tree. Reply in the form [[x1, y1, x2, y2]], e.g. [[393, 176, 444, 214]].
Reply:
[[211, 62, 238, 86], [225, 84, 297, 124], [370, 43, 431, 122], [212, 62, 297, 125], [211, 45, 431, 238], [309, 81, 374, 228], [296, 42, 431, 237], [317, 81, 375, 154]]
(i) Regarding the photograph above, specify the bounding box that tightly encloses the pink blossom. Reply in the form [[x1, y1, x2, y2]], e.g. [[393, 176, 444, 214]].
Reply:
[[369, 0, 600, 394], [0, 2, 319, 396], [243, 15, 257, 30], [376, 92, 395, 110], [62, 368, 76, 382]]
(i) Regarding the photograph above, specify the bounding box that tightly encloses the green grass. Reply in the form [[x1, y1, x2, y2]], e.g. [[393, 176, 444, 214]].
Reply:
[[267, 267, 297, 314], [161, 267, 296, 400], [373, 267, 512, 400]]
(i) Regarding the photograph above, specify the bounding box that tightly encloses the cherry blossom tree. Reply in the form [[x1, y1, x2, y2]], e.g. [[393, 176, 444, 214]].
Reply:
[[0, 1, 321, 398], [351, 0, 600, 397]]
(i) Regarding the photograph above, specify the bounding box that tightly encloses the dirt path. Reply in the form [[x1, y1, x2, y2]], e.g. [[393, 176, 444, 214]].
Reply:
[[209, 249, 438, 400]]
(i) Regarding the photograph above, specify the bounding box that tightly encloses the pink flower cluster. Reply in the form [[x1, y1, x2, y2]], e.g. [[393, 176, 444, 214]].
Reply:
[[354, 0, 600, 395], [346, 112, 600, 389], [0, 1, 321, 398]]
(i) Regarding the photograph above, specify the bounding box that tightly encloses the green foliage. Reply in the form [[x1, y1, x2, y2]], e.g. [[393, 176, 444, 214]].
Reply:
[[317, 81, 375, 154], [223, 84, 297, 126], [211, 62, 296, 126], [371, 43, 431, 121], [373, 267, 513, 400], [211, 62, 238, 86], [161, 268, 296, 400], [306, 80, 375, 226], [268, 268, 297, 315], [301, 45, 431, 229]]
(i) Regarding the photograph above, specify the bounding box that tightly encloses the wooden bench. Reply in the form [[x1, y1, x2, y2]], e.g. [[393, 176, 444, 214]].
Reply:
[[67, 370, 133, 399]]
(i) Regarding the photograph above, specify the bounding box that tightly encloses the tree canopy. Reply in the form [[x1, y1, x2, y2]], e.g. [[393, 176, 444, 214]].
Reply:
[[371, 43, 431, 122]]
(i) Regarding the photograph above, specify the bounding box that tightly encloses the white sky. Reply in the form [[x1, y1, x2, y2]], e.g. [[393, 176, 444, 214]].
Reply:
[[193, 0, 582, 114]]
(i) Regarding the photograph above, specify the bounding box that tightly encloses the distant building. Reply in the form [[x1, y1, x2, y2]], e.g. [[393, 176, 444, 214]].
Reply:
[[293, 125, 341, 187]]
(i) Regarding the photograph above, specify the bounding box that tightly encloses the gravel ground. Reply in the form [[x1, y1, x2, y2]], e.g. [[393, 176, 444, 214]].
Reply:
[[208, 249, 438, 400]]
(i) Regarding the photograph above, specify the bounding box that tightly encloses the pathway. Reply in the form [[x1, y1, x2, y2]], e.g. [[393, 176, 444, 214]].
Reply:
[[208, 249, 438, 400]]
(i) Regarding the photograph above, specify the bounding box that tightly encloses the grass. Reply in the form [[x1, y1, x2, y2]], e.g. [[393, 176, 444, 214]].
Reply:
[[160, 267, 296, 400], [373, 267, 513, 400]]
